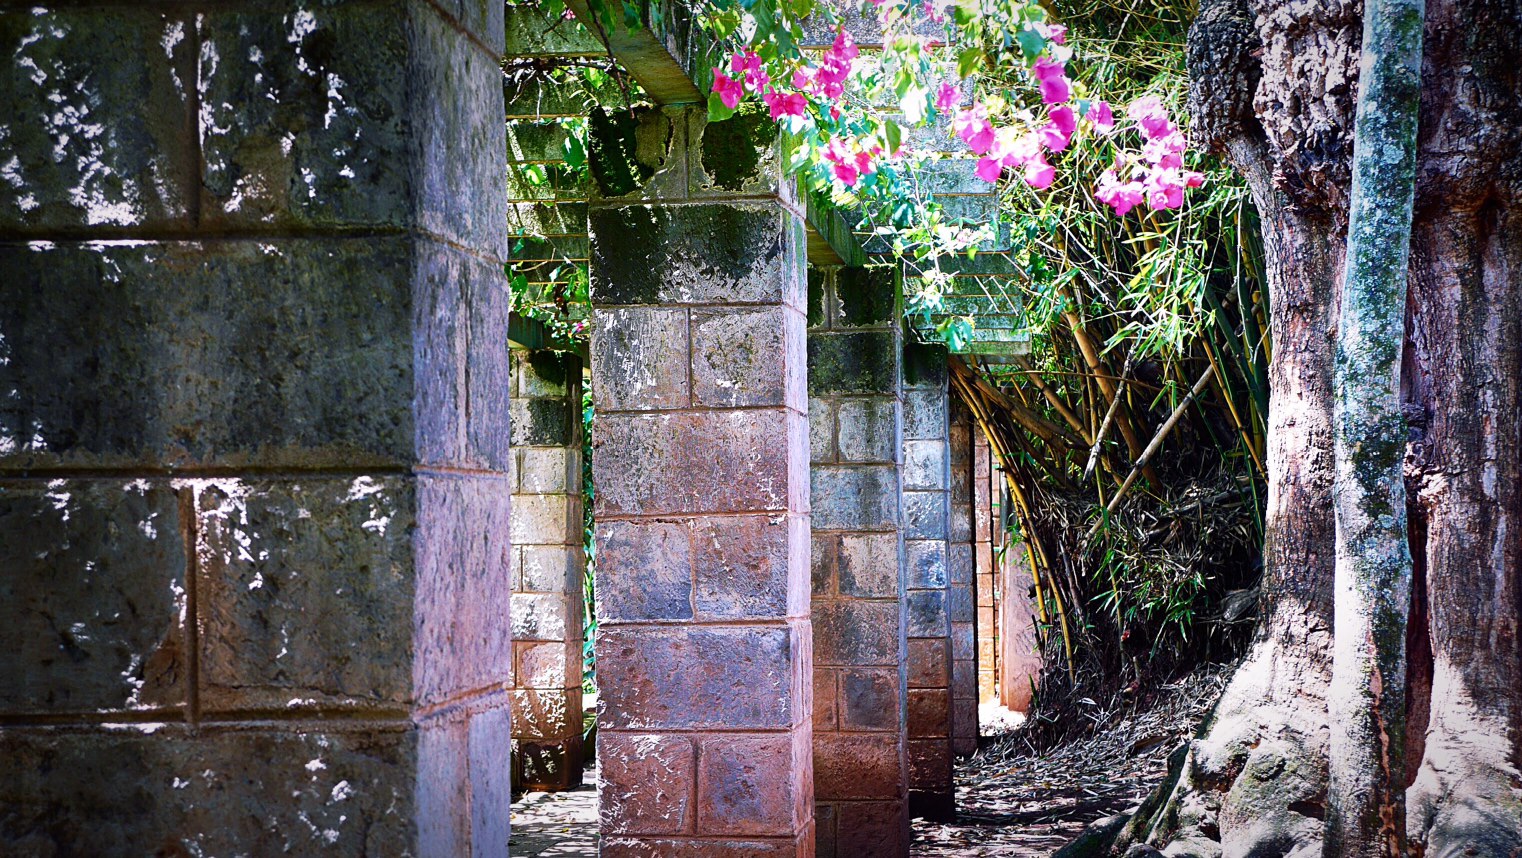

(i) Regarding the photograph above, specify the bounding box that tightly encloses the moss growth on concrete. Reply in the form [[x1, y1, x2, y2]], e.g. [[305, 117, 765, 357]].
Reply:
[[699, 103, 770, 192]]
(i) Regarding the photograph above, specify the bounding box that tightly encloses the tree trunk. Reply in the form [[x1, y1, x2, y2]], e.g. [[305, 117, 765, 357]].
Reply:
[[1116, 0, 1522, 854]]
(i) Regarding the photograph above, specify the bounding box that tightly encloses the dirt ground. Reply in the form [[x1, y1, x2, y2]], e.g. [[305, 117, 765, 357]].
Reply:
[[510, 666, 1228, 857]]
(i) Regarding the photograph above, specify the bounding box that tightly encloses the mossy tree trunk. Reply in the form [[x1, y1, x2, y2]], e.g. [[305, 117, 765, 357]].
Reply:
[[1116, 0, 1522, 855], [1326, 0, 1422, 854]]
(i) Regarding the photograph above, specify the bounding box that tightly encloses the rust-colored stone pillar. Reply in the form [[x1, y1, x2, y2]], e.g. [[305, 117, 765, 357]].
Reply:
[[0, 2, 512, 855], [999, 534, 1043, 714], [808, 266, 909, 857], [974, 429, 999, 705], [509, 349, 585, 791], [948, 401, 979, 756], [902, 341, 955, 820], [587, 106, 814, 857]]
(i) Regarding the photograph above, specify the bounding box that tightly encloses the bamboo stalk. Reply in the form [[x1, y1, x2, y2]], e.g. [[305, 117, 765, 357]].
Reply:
[[1084, 363, 1217, 541], [1062, 307, 1161, 487], [1013, 356, 1092, 444]]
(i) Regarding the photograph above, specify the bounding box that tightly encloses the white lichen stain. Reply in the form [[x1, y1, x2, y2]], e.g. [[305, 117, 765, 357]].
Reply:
[[305, 758, 326, 772], [330, 780, 353, 802]]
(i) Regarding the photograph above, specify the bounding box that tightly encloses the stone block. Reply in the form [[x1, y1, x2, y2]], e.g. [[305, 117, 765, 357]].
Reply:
[[834, 801, 911, 858], [468, 706, 513, 854], [950, 499, 973, 545], [808, 331, 898, 395], [517, 446, 576, 495], [510, 593, 571, 642], [591, 307, 690, 411], [810, 395, 838, 464], [195, 477, 416, 713], [841, 668, 902, 731], [412, 475, 514, 707], [814, 665, 840, 731], [951, 620, 976, 661], [587, 106, 687, 200], [0, 479, 187, 714], [509, 493, 576, 545], [836, 397, 899, 464], [595, 519, 693, 622], [515, 641, 579, 690], [697, 734, 804, 836], [0, 239, 416, 470], [599, 733, 695, 835], [815, 733, 902, 800], [429, 0, 505, 52], [599, 626, 802, 730], [906, 590, 948, 640], [602, 837, 806, 857], [509, 200, 586, 234], [902, 491, 948, 541], [813, 601, 899, 667], [510, 397, 574, 448], [516, 736, 584, 792], [901, 389, 947, 444], [519, 544, 583, 593], [906, 541, 948, 590], [590, 203, 801, 308], [811, 532, 839, 597], [0, 8, 195, 232], [0, 725, 415, 856], [691, 306, 801, 409], [906, 639, 949, 690], [511, 688, 580, 741], [593, 410, 801, 516], [691, 514, 807, 622], [689, 105, 785, 198], [833, 267, 898, 328], [908, 690, 950, 738], [901, 342, 948, 392], [810, 465, 899, 532], [416, 714, 469, 856], [837, 533, 900, 598], [903, 440, 949, 491], [908, 738, 953, 790], [514, 348, 576, 398], [953, 699, 978, 749]]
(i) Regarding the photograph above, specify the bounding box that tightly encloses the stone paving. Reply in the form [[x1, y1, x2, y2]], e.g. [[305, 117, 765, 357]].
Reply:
[[511, 765, 601, 857]]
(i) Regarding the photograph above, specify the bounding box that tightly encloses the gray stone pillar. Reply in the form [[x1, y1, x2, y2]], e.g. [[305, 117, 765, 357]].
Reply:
[[509, 349, 586, 791], [948, 401, 979, 756], [901, 341, 955, 820], [587, 106, 815, 857], [807, 266, 910, 857], [0, 3, 512, 855]]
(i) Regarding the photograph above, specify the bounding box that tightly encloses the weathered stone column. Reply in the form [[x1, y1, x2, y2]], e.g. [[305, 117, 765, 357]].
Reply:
[[509, 349, 586, 791], [808, 266, 910, 857], [902, 341, 955, 819], [948, 402, 979, 755], [0, 2, 512, 855], [587, 106, 814, 856], [974, 430, 1000, 704]]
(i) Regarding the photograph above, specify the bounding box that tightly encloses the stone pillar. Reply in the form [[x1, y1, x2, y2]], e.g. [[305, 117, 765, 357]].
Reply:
[[902, 341, 955, 820], [0, 3, 512, 855], [948, 401, 979, 756], [587, 106, 814, 857], [509, 349, 586, 791], [808, 267, 910, 857], [999, 532, 1043, 714], [974, 428, 999, 704]]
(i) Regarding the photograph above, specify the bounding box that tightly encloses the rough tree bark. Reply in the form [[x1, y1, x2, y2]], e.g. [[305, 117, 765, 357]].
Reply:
[[1114, 0, 1522, 855], [1326, 0, 1421, 853]]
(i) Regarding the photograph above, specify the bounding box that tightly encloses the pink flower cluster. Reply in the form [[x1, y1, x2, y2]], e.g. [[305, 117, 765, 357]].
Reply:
[[1093, 96, 1204, 215], [957, 45, 1108, 191]]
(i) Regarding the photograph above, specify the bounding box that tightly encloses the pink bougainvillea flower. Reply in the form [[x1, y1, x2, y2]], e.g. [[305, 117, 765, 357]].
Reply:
[[953, 105, 996, 155], [1024, 156, 1056, 189], [1127, 96, 1175, 140], [762, 88, 808, 119], [975, 156, 1005, 183], [1142, 129, 1187, 166], [935, 81, 960, 113], [1143, 167, 1186, 210], [711, 70, 744, 109], [792, 67, 815, 90], [1184, 171, 1205, 188], [1096, 169, 1146, 216], [1046, 23, 1068, 44], [1088, 99, 1115, 132], [1032, 57, 1071, 105], [730, 49, 762, 79], [1040, 103, 1077, 150]]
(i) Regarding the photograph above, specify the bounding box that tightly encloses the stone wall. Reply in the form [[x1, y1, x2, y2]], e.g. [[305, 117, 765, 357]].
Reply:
[[0, 2, 513, 854], [807, 266, 910, 857], [974, 429, 1000, 704], [901, 340, 955, 820], [509, 349, 586, 791]]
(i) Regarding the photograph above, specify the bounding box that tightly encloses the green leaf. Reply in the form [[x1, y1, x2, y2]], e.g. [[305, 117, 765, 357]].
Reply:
[[956, 47, 984, 79], [1016, 28, 1046, 61], [707, 91, 736, 122]]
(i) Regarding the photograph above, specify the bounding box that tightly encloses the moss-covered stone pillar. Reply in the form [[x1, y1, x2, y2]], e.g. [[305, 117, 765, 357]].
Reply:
[[509, 349, 586, 791], [901, 341, 956, 820], [0, 2, 511, 855], [587, 105, 814, 856], [807, 266, 910, 857], [948, 401, 979, 755]]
